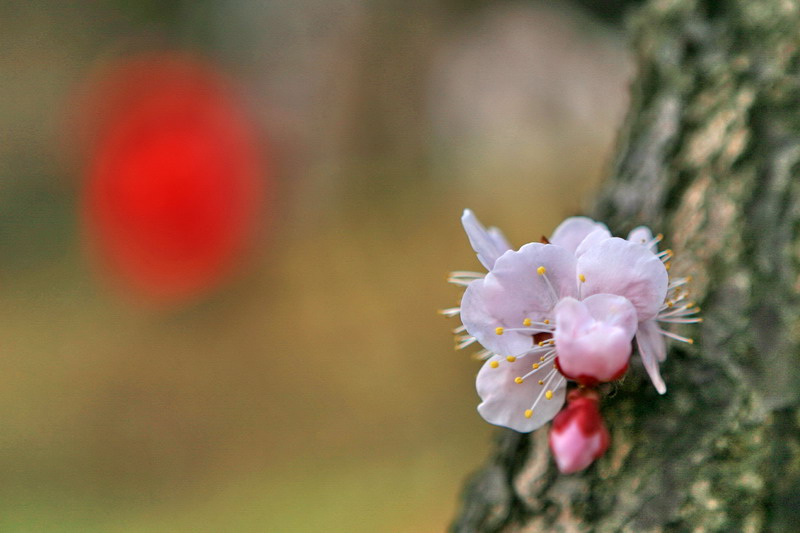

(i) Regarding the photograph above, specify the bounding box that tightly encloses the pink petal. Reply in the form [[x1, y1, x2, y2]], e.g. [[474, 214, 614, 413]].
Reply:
[[550, 421, 606, 474], [577, 237, 668, 321], [549, 216, 609, 254], [554, 296, 636, 384], [476, 355, 566, 432], [583, 294, 639, 337], [460, 243, 578, 355], [461, 209, 511, 270], [636, 319, 667, 394]]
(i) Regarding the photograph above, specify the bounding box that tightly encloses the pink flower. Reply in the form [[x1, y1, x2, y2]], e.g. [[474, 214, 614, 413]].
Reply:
[[549, 389, 609, 474]]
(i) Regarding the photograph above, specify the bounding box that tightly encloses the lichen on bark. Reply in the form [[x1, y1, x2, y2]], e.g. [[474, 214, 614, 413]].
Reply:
[[452, 0, 800, 531]]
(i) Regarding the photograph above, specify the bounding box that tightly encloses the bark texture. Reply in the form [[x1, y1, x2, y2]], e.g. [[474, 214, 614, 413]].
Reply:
[[452, 1, 800, 531]]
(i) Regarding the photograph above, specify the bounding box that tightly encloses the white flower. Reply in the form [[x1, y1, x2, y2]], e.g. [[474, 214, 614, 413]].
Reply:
[[446, 210, 699, 432]]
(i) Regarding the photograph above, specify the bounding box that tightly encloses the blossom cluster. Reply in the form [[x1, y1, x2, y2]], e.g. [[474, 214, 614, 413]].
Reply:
[[444, 210, 700, 474]]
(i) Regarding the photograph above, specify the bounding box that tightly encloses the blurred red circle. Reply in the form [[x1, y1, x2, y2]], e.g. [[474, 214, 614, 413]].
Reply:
[[80, 53, 267, 306]]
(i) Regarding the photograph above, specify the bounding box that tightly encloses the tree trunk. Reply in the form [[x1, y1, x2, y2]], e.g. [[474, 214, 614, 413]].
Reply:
[[452, 1, 800, 531]]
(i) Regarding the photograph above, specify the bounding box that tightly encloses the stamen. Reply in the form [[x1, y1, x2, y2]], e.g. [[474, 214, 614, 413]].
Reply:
[[490, 360, 499, 368], [517, 351, 556, 381], [658, 249, 673, 261], [506, 355, 517, 362], [437, 307, 460, 317], [525, 368, 560, 416], [578, 273, 585, 298], [447, 271, 483, 282], [659, 317, 703, 324], [452, 325, 466, 334], [669, 277, 692, 289], [659, 302, 700, 318], [514, 377, 524, 384], [524, 409, 533, 418], [495, 327, 504, 335], [645, 233, 664, 249], [537, 265, 560, 303], [501, 320, 554, 333], [455, 336, 477, 350], [523, 318, 532, 327], [545, 390, 554, 400], [473, 349, 493, 361], [657, 328, 695, 344]]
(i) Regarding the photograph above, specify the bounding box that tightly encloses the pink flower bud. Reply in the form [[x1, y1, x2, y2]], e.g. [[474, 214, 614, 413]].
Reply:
[[548, 390, 609, 474]]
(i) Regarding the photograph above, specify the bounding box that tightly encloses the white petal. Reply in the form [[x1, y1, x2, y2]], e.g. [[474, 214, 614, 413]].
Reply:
[[627, 226, 656, 251], [460, 244, 578, 355], [574, 228, 612, 257], [577, 238, 669, 322], [488, 226, 512, 252], [636, 319, 667, 394], [476, 355, 567, 432], [462, 209, 511, 270], [549, 216, 609, 254]]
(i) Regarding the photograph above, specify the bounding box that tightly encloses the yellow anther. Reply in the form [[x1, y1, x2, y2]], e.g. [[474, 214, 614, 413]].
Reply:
[[538, 380, 544, 385], [540, 356, 545, 362], [667, 301, 674, 308], [523, 318, 532, 327], [495, 327, 504, 335], [687, 275, 694, 282], [532, 363, 540, 369], [698, 318, 704, 322], [657, 233, 664, 240], [665, 262, 672, 271], [544, 319, 550, 325], [545, 390, 554, 400], [687, 301, 696, 307], [694, 307, 702, 313], [579, 274, 586, 283], [506, 356, 517, 363], [537, 266, 547, 276], [490, 361, 499, 369], [514, 377, 524, 384], [538, 341, 545, 346], [688, 338, 695, 345], [524, 409, 533, 419]]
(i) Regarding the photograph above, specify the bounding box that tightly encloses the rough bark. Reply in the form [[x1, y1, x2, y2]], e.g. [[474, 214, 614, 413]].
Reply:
[[452, 1, 800, 531]]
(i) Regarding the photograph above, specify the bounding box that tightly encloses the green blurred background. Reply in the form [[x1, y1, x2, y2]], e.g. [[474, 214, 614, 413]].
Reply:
[[1, 1, 630, 531]]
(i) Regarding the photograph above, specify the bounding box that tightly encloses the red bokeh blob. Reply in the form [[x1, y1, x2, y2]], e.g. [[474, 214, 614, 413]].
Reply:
[[78, 53, 268, 306]]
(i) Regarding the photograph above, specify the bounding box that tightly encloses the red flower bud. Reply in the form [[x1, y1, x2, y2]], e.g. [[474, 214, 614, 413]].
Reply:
[[548, 389, 609, 474]]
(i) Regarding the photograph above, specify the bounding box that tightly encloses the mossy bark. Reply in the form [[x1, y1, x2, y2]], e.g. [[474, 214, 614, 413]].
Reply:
[[452, 1, 800, 531]]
